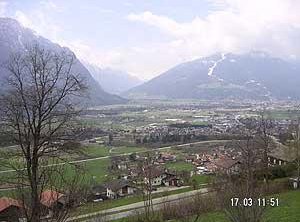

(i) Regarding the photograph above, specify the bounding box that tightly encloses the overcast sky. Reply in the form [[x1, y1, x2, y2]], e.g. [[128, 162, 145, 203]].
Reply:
[[0, 0, 300, 80]]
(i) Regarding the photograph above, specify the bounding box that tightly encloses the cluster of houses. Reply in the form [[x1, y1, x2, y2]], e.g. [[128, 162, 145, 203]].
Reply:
[[110, 151, 177, 172], [184, 138, 298, 176], [184, 138, 300, 190], [0, 190, 66, 222], [155, 152, 177, 164], [0, 164, 183, 221], [103, 103, 295, 149], [89, 165, 182, 202], [186, 147, 241, 175]]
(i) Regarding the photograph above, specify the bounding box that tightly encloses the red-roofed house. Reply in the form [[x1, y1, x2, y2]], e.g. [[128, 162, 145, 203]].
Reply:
[[40, 190, 66, 218], [0, 197, 24, 222]]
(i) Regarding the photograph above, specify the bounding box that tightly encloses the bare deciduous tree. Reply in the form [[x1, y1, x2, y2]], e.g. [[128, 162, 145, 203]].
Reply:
[[256, 110, 274, 190], [218, 178, 266, 222], [240, 111, 275, 190], [287, 118, 300, 184], [215, 130, 267, 222], [0, 44, 87, 222], [140, 152, 155, 222]]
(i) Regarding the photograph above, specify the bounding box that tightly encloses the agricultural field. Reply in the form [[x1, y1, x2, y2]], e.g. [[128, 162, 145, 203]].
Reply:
[[267, 109, 300, 120], [165, 161, 194, 171], [83, 145, 110, 158], [109, 146, 147, 155], [190, 175, 212, 185], [81, 158, 111, 183]]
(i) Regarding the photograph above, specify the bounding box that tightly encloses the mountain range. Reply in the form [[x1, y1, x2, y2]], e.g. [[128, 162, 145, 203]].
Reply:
[[0, 18, 126, 106], [85, 64, 143, 95], [125, 52, 300, 100], [3, 18, 299, 103]]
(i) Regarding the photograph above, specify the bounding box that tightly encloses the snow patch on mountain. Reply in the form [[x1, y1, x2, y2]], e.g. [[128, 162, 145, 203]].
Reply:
[[18, 34, 24, 48], [245, 79, 257, 84], [207, 53, 226, 76]]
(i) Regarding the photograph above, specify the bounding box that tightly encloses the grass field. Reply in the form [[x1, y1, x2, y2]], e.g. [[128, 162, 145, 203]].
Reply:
[[110, 146, 147, 155], [268, 110, 300, 120], [0, 144, 146, 188], [79, 158, 111, 184], [0, 158, 111, 199], [190, 175, 212, 185], [165, 161, 194, 171], [83, 145, 110, 158], [82, 144, 148, 157], [263, 190, 300, 222], [0, 156, 111, 193]]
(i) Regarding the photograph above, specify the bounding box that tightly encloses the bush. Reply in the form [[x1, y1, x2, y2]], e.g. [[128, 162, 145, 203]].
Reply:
[[129, 212, 163, 222], [271, 166, 286, 179], [270, 163, 297, 179]]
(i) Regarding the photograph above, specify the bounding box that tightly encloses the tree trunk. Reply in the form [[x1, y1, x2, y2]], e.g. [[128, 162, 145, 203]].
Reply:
[[30, 157, 40, 222]]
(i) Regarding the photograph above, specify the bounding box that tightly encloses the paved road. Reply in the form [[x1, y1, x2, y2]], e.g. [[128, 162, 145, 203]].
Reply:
[[0, 140, 229, 175], [67, 188, 210, 222]]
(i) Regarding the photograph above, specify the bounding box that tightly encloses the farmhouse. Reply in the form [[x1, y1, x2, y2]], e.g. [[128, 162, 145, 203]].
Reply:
[[213, 157, 241, 174], [141, 166, 182, 187], [0, 197, 24, 222], [91, 179, 136, 200], [268, 143, 293, 166], [40, 190, 67, 218], [142, 167, 167, 187], [163, 172, 182, 186], [158, 153, 176, 162]]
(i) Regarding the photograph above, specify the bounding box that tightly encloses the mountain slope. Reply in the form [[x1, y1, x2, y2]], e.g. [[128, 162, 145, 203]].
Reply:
[[85, 64, 143, 94], [125, 52, 300, 100], [0, 17, 126, 106]]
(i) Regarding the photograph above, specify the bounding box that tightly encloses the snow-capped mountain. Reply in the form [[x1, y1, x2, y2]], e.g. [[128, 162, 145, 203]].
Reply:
[[125, 52, 300, 100]]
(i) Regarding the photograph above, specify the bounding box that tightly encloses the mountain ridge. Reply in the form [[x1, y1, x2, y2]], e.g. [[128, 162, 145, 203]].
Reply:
[[124, 52, 300, 100], [0, 17, 127, 106]]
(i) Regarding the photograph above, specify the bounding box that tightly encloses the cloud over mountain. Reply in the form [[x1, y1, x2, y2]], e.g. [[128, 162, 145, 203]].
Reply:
[[3, 0, 300, 80], [128, 0, 300, 62]]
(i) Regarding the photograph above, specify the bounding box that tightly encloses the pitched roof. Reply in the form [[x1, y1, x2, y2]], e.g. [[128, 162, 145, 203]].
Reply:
[[142, 167, 166, 179], [92, 185, 107, 194], [103, 179, 132, 192], [40, 190, 64, 208], [0, 197, 22, 213], [163, 175, 180, 182], [268, 143, 294, 162], [213, 158, 239, 169]]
